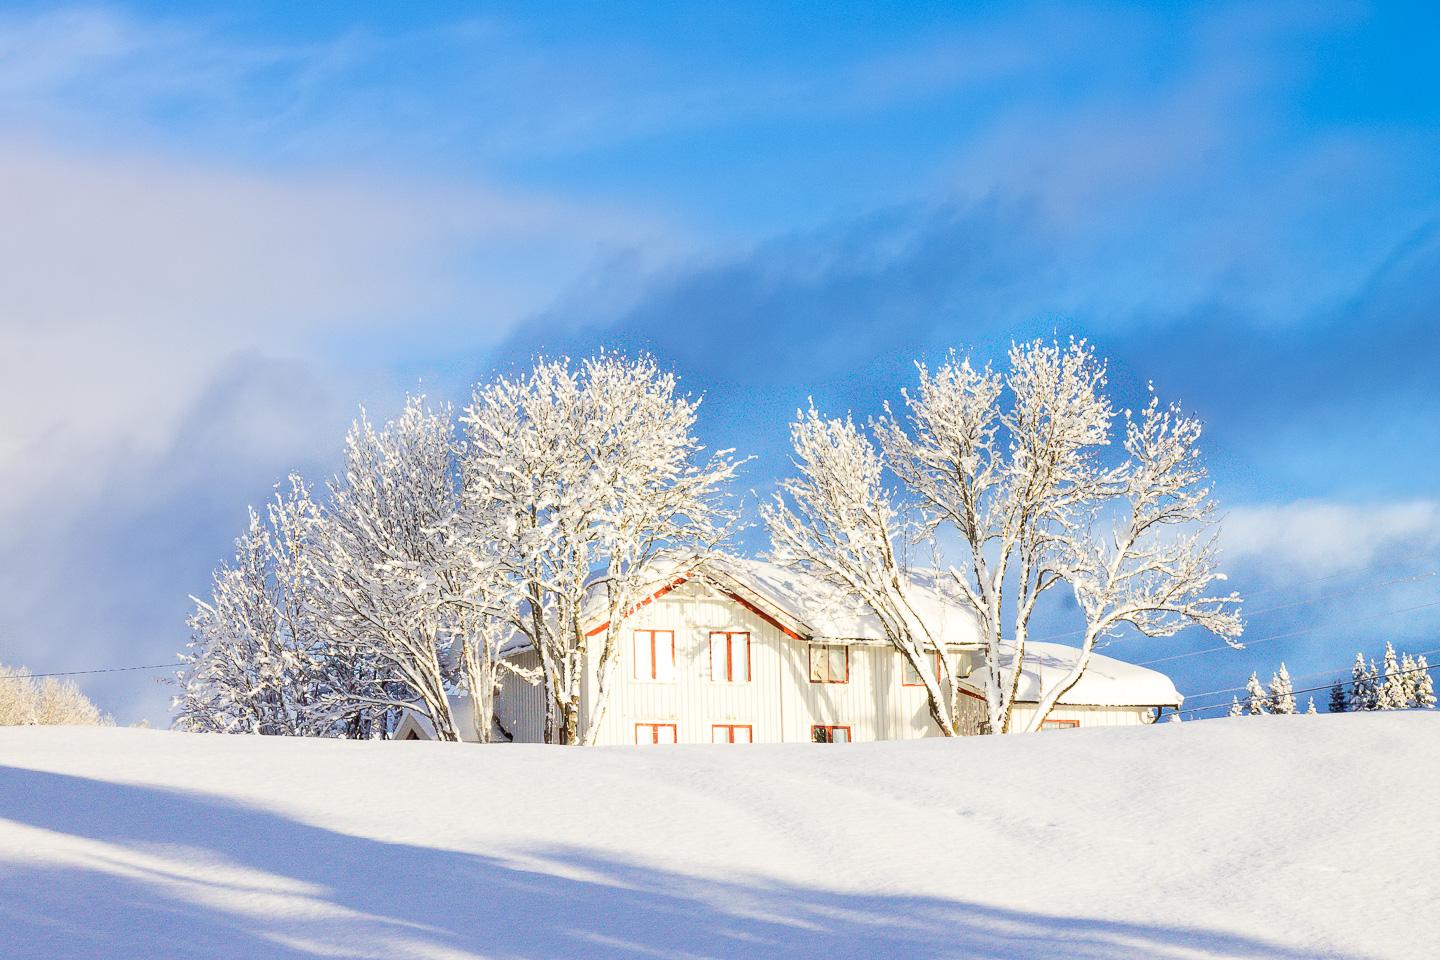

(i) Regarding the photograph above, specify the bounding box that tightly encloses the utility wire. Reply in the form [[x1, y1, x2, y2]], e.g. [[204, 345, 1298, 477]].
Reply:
[[1024, 569, 1435, 646], [1182, 644, 1440, 705], [1180, 658, 1440, 719], [1138, 597, 1440, 666], [0, 662, 177, 682]]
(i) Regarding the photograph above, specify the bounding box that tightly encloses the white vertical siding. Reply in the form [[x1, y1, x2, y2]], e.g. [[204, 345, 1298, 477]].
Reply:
[[496, 648, 546, 743], [493, 579, 1162, 744], [1009, 702, 1157, 730], [588, 579, 786, 745]]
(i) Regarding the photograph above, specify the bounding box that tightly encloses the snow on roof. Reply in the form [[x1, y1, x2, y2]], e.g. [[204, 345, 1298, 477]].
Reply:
[[1005, 642, 1182, 708], [708, 557, 1180, 708], [708, 556, 982, 648], [499, 552, 1182, 708], [396, 695, 482, 742]]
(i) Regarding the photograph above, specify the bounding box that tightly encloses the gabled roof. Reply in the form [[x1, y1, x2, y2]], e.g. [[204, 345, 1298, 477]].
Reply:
[[506, 553, 1183, 708], [704, 557, 1179, 708]]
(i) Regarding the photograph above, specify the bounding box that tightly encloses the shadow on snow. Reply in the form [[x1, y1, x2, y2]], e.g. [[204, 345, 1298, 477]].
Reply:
[[0, 766, 1335, 960]]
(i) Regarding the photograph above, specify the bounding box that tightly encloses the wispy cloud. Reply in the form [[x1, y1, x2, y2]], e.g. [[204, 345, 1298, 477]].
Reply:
[[1221, 500, 1440, 578]]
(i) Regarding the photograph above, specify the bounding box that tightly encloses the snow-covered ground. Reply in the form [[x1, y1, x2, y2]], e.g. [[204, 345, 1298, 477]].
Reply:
[[0, 714, 1435, 959]]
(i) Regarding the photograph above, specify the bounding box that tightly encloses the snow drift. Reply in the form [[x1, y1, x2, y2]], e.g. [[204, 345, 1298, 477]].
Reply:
[[0, 713, 1435, 959]]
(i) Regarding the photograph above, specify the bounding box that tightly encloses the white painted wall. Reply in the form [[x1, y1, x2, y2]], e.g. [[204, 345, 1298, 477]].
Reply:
[[496, 648, 546, 743], [492, 580, 1158, 744]]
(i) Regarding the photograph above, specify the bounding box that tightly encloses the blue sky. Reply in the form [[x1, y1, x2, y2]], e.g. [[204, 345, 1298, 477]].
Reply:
[[1, 1, 1438, 723]]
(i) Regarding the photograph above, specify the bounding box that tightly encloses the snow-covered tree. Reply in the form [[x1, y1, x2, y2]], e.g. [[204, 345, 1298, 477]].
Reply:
[[768, 339, 1243, 735], [1378, 642, 1406, 710], [1415, 655, 1436, 710], [1228, 695, 1244, 718], [462, 355, 740, 744], [175, 477, 339, 736], [426, 495, 522, 743], [1268, 663, 1296, 715], [1305, 697, 1317, 715], [308, 398, 467, 741], [1328, 679, 1347, 713], [1398, 652, 1419, 709], [1245, 672, 1270, 716], [1349, 653, 1378, 711], [0, 664, 109, 726], [762, 405, 975, 736]]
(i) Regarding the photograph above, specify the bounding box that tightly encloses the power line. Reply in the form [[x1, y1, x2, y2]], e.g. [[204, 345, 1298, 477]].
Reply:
[[1138, 597, 1440, 666], [1179, 658, 1440, 719], [0, 662, 177, 682], [1182, 644, 1440, 705], [1024, 569, 1435, 646]]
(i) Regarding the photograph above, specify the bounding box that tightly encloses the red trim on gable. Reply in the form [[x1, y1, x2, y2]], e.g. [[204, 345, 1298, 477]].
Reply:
[[721, 590, 804, 640], [586, 575, 691, 638]]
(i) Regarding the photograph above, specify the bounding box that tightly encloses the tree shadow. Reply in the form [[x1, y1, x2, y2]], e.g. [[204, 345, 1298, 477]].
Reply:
[[0, 766, 1345, 960]]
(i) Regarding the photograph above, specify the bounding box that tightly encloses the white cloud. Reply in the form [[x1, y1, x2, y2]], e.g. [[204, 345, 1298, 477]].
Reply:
[[1221, 500, 1440, 577], [0, 139, 670, 524]]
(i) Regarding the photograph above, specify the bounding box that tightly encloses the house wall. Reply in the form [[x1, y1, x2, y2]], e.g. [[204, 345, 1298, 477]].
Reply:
[[496, 648, 546, 743], [571, 579, 991, 745], [496, 580, 1159, 744], [1009, 702, 1157, 730]]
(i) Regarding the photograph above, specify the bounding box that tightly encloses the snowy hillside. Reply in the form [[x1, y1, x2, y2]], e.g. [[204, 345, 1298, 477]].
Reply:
[[1, 715, 1435, 960]]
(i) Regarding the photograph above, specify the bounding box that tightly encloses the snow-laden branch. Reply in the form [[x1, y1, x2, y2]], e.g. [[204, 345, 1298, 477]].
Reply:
[[767, 339, 1244, 736], [461, 353, 742, 744]]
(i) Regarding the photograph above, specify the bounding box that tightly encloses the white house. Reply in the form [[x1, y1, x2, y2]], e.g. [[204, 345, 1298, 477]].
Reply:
[[395, 557, 1182, 745]]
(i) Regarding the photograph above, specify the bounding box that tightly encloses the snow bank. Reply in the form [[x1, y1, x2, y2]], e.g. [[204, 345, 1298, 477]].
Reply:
[[1, 714, 1435, 959]]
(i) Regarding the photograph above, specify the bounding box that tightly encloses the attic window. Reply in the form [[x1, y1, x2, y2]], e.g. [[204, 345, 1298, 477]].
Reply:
[[808, 643, 849, 684]]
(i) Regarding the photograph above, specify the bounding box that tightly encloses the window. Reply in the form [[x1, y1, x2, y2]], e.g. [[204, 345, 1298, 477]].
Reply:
[[709, 631, 751, 683], [811, 725, 851, 743], [632, 629, 675, 681], [900, 651, 944, 687], [1040, 719, 1079, 731], [808, 643, 849, 683], [635, 723, 678, 744], [711, 724, 752, 743]]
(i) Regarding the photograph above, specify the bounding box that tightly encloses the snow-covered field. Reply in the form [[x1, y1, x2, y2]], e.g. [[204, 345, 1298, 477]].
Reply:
[[0, 715, 1435, 959]]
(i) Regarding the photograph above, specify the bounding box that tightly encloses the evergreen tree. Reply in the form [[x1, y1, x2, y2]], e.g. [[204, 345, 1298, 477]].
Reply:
[[1379, 642, 1405, 710], [1269, 663, 1297, 715], [1416, 656, 1437, 710], [1399, 652, 1419, 708], [1245, 672, 1270, 715], [1228, 695, 1244, 718], [1328, 679, 1347, 713], [1349, 653, 1368, 710], [1305, 697, 1317, 715], [1350, 653, 1378, 711]]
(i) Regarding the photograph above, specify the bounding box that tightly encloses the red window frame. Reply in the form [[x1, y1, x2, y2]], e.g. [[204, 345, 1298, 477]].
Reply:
[[635, 723, 678, 744], [900, 651, 944, 687], [709, 631, 752, 683], [808, 643, 850, 684], [811, 724, 852, 743], [632, 629, 676, 681], [711, 724, 753, 743], [1040, 719, 1080, 730]]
